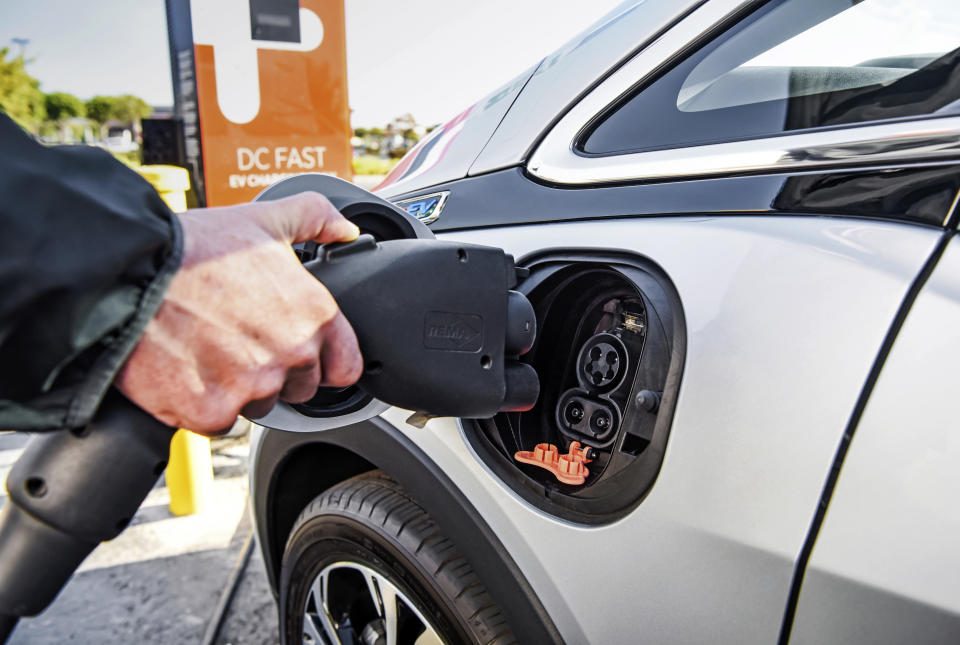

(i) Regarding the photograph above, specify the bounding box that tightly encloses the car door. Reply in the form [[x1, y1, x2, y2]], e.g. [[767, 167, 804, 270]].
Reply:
[[377, 0, 960, 641], [788, 229, 960, 645]]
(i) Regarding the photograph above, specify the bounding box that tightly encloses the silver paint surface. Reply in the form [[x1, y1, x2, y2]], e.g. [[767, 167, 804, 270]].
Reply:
[[376, 216, 938, 642], [792, 234, 960, 644]]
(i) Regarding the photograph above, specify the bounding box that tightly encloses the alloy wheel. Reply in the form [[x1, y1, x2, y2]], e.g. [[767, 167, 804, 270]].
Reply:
[[302, 561, 444, 645]]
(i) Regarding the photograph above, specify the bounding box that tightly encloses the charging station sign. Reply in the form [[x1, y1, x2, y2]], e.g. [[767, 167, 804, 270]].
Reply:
[[166, 0, 352, 206]]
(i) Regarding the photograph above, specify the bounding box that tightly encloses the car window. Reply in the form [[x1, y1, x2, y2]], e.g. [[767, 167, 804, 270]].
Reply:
[[582, 0, 960, 155]]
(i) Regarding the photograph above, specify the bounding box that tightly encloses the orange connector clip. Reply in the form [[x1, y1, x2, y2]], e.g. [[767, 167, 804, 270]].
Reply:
[[514, 441, 593, 486]]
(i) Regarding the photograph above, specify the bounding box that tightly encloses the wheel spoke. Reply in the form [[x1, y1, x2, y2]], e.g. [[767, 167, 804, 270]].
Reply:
[[301, 611, 326, 645], [413, 625, 444, 645], [306, 569, 342, 645], [308, 562, 447, 645], [361, 570, 383, 616], [363, 571, 399, 645]]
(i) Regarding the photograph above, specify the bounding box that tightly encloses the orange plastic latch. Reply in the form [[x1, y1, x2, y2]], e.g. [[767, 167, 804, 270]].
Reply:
[[514, 441, 592, 485]]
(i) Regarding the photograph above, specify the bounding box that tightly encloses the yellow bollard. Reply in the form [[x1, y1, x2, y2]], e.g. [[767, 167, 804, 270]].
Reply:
[[167, 429, 213, 516], [135, 164, 214, 516], [135, 164, 190, 212]]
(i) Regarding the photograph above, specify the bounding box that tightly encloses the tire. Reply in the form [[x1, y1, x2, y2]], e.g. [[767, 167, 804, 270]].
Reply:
[[279, 471, 516, 645]]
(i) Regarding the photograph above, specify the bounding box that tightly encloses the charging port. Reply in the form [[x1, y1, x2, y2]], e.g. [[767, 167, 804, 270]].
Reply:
[[464, 252, 685, 524]]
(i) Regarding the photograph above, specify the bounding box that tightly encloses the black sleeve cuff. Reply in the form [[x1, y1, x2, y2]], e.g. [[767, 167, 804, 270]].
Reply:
[[0, 115, 185, 430]]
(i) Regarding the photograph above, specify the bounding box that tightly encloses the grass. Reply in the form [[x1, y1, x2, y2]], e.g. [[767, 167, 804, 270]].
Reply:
[[110, 149, 142, 168], [353, 155, 399, 175]]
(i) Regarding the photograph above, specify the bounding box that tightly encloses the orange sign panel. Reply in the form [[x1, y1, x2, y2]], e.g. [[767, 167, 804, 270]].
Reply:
[[189, 0, 352, 206]]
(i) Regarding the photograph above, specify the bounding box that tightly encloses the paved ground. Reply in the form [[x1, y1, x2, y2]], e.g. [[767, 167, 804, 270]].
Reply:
[[0, 431, 279, 644]]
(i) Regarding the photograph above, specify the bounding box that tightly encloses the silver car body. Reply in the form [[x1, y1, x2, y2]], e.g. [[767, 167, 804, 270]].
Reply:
[[791, 238, 960, 644], [412, 217, 940, 643], [252, 0, 960, 641]]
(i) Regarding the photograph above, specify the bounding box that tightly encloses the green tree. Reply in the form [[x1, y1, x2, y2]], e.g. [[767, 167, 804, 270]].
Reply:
[[0, 47, 45, 131], [110, 94, 152, 124], [44, 91, 85, 121], [84, 95, 115, 125], [85, 94, 152, 141], [86, 94, 152, 125]]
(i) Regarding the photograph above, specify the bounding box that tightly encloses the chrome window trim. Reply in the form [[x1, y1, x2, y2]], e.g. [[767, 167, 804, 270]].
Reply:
[[946, 189, 960, 228], [527, 0, 960, 186]]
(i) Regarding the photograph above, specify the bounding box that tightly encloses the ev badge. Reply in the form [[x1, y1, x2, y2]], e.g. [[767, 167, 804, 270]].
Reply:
[[394, 191, 449, 225]]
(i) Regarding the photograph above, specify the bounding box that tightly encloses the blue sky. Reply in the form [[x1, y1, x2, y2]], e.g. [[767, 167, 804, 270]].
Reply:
[[0, 0, 623, 127]]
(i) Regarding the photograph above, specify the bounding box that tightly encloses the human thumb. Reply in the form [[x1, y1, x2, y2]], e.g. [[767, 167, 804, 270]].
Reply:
[[260, 192, 361, 245]]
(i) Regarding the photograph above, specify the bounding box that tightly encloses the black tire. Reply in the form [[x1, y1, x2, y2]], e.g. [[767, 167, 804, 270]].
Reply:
[[280, 471, 516, 645]]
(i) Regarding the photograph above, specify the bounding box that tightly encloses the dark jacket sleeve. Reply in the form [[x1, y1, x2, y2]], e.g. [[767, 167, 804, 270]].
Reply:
[[0, 114, 183, 430]]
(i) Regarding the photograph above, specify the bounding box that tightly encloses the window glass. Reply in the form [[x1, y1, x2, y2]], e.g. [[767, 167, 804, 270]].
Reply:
[[582, 0, 960, 155]]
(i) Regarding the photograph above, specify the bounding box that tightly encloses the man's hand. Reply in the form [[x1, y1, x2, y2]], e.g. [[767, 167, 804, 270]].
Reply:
[[115, 193, 363, 435]]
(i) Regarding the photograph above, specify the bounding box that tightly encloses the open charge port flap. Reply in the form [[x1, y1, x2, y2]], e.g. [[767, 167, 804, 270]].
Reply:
[[464, 253, 685, 524]]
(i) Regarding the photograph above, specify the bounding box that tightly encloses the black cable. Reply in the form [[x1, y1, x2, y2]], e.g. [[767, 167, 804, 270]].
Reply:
[[200, 530, 254, 645], [0, 614, 18, 644]]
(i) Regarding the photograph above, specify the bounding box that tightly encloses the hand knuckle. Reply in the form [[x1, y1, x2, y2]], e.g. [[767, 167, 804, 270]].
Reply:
[[193, 409, 231, 433], [290, 346, 319, 368], [299, 191, 331, 214], [328, 355, 362, 386], [250, 372, 285, 400]]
